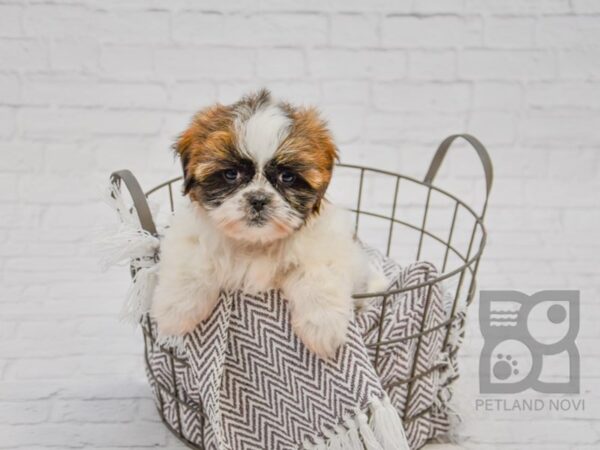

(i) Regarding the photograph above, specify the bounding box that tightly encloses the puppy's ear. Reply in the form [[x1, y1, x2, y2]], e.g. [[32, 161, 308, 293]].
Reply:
[[173, 127, 195, 195], [295, 107, 338, 168], [290, 107, 338, 212], [174, 105, 234, 196]]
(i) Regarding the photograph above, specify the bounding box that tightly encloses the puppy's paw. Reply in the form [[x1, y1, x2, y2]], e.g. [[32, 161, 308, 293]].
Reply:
[[292, 306, 351, 360], [366, 266, 389, 293], [151, 285, 219, 336]]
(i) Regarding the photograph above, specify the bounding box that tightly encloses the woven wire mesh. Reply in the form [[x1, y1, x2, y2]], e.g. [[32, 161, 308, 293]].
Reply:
[[123, 136, 491, 449]]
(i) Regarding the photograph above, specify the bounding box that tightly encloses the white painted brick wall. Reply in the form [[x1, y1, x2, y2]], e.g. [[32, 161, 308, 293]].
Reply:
[[1, 1, 598, 449]]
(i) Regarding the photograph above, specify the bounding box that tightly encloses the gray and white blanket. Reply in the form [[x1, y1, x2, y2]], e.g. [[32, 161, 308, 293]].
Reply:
[[100, 183, 461, 450], [140, 257, 458, 450]]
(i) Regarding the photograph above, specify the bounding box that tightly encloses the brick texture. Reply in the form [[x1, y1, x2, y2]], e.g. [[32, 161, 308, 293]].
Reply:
[[0, 1, 598, 449]]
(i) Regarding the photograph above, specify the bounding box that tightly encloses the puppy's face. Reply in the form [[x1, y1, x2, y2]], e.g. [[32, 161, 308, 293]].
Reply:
[[176, 90, 337, 244]]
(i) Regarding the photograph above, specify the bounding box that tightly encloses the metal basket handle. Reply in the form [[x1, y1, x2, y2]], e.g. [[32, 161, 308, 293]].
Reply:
[[110, 169, 158, 236], [423, 134, 493, 218]]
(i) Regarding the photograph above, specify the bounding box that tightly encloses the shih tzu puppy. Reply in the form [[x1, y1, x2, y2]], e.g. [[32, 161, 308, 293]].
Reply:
[[152, 90, 386, 358]]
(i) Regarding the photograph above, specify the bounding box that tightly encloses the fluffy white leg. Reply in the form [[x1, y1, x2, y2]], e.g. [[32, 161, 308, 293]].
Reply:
[[283, 268, 353, 359], [151, 203, 221, 336], [152, 273, 220, 335]]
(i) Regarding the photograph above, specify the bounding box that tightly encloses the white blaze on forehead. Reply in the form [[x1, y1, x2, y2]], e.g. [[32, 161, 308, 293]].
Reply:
[[236, 103, 292, 166]]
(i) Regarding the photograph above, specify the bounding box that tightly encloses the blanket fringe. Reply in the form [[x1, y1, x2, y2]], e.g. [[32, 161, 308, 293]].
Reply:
[[120, 264, 159, 324], [95, 179, 161, 324], [369, 396, 411, 450], [303, 411, 386, 450], [356, 412, 384, 450], [94, 222, 159, 271], [323, 427, 341, 450], [155, 334, 186, 357], [96, 181, 160, 270], [303, 436, 326, 450], [321, 421, 362, 450], [344, 416, 366, 450]]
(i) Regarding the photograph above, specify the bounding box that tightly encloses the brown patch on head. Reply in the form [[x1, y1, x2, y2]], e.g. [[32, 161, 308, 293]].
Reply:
[[173, 104, 238, 200], [275, 105, 338, 212]]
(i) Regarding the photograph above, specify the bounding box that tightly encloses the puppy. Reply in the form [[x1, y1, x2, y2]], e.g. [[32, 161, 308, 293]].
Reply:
[[152, 90, 386, 358]]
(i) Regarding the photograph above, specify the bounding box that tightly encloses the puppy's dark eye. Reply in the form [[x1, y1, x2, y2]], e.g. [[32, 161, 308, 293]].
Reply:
[[223, 168, 239, 183], [278, 170, 296, 185]]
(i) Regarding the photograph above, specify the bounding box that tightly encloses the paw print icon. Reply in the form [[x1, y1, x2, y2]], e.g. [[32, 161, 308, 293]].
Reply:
[[479, 290, 579, 394]]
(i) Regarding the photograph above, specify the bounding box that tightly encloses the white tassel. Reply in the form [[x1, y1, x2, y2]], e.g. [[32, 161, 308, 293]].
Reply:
[[96, 179, 163, 325], [446, 310, 466, 350], [120, 264, 158, 324], [102, 182, 138, 226], [336, 430, 355, 450], [311, 436, 327, 450], [155, 333, 186, 356], [94, 223, 159, 271], [356, 411, 384, 450], [323, 428, 341, 450], [302, 438, 319, 450], [369, 396, 410, 450], [344, 416, 365, 450], [309, 418, 369, 450]]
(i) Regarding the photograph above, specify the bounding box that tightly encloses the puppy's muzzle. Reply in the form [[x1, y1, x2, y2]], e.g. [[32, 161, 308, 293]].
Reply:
[[245, 191, 272, 213]]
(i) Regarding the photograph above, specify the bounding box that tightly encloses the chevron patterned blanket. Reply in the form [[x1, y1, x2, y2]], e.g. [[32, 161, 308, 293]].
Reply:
[[141, 256, 458, 450], [99, 180, 461, 450]]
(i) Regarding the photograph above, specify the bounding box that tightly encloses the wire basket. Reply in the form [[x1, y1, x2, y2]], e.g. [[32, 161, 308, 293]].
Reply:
[[110, 133, 492, 449]]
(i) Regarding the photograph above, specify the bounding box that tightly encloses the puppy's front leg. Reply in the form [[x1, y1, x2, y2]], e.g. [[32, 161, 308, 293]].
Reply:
[[151, 215, 220, 336], [282, 269, 353, 359], [152, 269, 220, 336]]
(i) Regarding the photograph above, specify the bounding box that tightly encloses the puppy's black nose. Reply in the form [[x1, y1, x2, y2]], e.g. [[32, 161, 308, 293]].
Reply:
[[246, 192, 270, 212], [250, 197, 267, 211]]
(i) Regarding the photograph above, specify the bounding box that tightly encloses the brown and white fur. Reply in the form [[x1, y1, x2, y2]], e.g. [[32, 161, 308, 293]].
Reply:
[[152, 90, 387, 358]]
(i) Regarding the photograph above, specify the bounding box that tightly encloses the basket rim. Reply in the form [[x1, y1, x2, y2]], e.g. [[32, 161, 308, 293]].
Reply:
[[144, 162, 487, 300]]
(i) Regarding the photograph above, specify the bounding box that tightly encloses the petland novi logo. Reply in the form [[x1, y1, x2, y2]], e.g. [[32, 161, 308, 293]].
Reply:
[[479, 290, 580, 394]]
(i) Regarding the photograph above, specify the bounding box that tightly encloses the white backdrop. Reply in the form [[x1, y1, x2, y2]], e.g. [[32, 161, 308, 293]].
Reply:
[[1, 1, 599, 449]]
